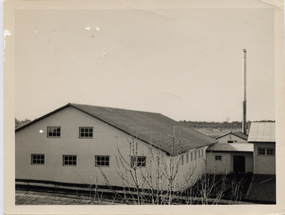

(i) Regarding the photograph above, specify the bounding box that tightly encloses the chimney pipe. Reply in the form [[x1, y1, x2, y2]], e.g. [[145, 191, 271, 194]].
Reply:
[[242, 49, 247, 134]]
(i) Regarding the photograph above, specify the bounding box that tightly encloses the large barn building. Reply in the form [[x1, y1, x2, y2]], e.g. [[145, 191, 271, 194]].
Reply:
[[15, 103, 217, 191]]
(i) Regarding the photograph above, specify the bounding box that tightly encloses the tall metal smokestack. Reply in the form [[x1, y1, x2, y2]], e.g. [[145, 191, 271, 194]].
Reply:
[[242, 49, 247, 134]]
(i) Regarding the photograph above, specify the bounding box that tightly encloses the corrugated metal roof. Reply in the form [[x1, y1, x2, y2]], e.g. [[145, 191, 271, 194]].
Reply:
[[215, 131, 248, 140], [16, 103, 217, 155], [207, 143, 253, 152], [70, 103, 217, 155], [247, 122, 275, 143]]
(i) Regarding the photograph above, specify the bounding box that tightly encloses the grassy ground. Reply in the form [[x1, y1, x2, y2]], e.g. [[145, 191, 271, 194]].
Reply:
[[16, 174, 275, 205], [16, 190, 124, 205], [245, 175, 276, 203]]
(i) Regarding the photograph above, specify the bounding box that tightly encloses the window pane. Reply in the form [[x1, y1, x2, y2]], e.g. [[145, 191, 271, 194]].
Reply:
[[80, 127, 93, 138], [95, 156, 110, 166], [215, 155, 222, 161], [267, 148, 274, 155], [259, 148, 265, 155], [48, 127, 61, 137], [32, 154, 44, 165]]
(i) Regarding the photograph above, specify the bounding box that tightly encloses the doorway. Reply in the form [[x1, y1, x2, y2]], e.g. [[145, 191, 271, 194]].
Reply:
[[233, 155, 245, 173]]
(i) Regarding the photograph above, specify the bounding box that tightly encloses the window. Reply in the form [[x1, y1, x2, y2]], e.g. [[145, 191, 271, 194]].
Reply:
[[181, 155, 184, 165], [258, 148, 275, 156], [267, 148, 275, 155], [79, 127, 93, 138], [63, 155, 77, 166], [201, 149, 204, 157], [95, 156, 110, 167], [227, 140, 234, 143], [215, 155, 222, 161], [47, 126, 61, 137], [191, 152, 193, 161], [195, 151, 197, 160], [258, 148, 266, 155], [131, 156, 146, 167], [198, 150, 201, 158], [186, 153, 189, 163], [31, 154, 44, 165]]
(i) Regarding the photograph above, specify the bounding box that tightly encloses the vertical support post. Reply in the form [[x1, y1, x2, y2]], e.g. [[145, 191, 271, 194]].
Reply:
[[242, 49, 247, 134]]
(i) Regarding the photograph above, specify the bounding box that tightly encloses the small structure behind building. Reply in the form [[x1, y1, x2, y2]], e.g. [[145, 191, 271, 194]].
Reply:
[[215, 131, 248, 143]]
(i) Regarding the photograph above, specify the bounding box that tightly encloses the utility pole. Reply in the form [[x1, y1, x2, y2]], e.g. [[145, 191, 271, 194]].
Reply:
[[242, 49, 247, 134]]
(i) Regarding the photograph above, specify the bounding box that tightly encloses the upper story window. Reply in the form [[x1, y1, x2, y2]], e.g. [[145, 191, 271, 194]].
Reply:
[[186, 153, 189, 163], [95, 156, 110, 167], [47, 126, 61, 138], [79, 127, 93, 138], [215, 155, 222, 161], [131, 156, 146, 168], [31, 154, 44, 165], [258, 148, 275, 156], [63, 155, 77, 166], [191, 152, 193, 161]]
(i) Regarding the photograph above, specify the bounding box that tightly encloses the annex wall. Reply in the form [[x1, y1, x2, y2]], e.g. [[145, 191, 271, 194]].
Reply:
[[253, 142, 275, 174], [174, 146, 208, 191], [206, 151, 253, 174]]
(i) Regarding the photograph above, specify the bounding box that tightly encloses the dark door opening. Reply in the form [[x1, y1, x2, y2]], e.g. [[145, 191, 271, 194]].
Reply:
[[233, 155, 245, 173]]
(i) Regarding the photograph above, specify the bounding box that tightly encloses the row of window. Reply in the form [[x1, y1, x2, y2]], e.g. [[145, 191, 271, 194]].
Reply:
[[181, 149, 205, 165], [47, 127, 93, 138], [258, 147, 275, 156], [31, 154, 146, 167]]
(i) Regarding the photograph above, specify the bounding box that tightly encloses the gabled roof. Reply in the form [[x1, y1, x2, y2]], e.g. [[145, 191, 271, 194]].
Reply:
[[16, 103, 217, 155], [248, 122, 275, 143], [206, 143, 253, 152], [215, 131, 248, 141]]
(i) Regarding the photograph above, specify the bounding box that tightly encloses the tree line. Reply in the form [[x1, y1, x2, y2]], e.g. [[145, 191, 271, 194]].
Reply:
[[180, 120, 275, 130], [15, 118, 31, 129]]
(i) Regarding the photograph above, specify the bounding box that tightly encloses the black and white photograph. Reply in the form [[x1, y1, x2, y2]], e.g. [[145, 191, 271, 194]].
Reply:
[[4, 0, 285, 214]]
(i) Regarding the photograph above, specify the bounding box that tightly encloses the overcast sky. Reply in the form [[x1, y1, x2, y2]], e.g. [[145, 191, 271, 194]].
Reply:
[[14, 2, 275, 122]]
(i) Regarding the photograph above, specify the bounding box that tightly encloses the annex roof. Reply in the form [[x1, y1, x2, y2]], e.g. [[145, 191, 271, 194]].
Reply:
[[16, 103, 217, 155], [206, 143, 253, 152], [247, 122, 275, 143], [215, 131, 248, 141]]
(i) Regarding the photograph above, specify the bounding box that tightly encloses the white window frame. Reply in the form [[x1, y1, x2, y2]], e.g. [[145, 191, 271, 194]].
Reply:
[[47, 126, 61, 138], [215, 155, 222, 161], [79, 127, 93, 139], [131, 156, 146, 168], [63, 155, 77, 166], [95, 155, 110, 167], [31, 154, 45, 165], [258, 147, 275, 156]]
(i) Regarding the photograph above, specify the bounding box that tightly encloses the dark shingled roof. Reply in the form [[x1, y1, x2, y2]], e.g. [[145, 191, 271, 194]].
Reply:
[[16, 103, 217, 155], [215, 131, 248, 141]]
